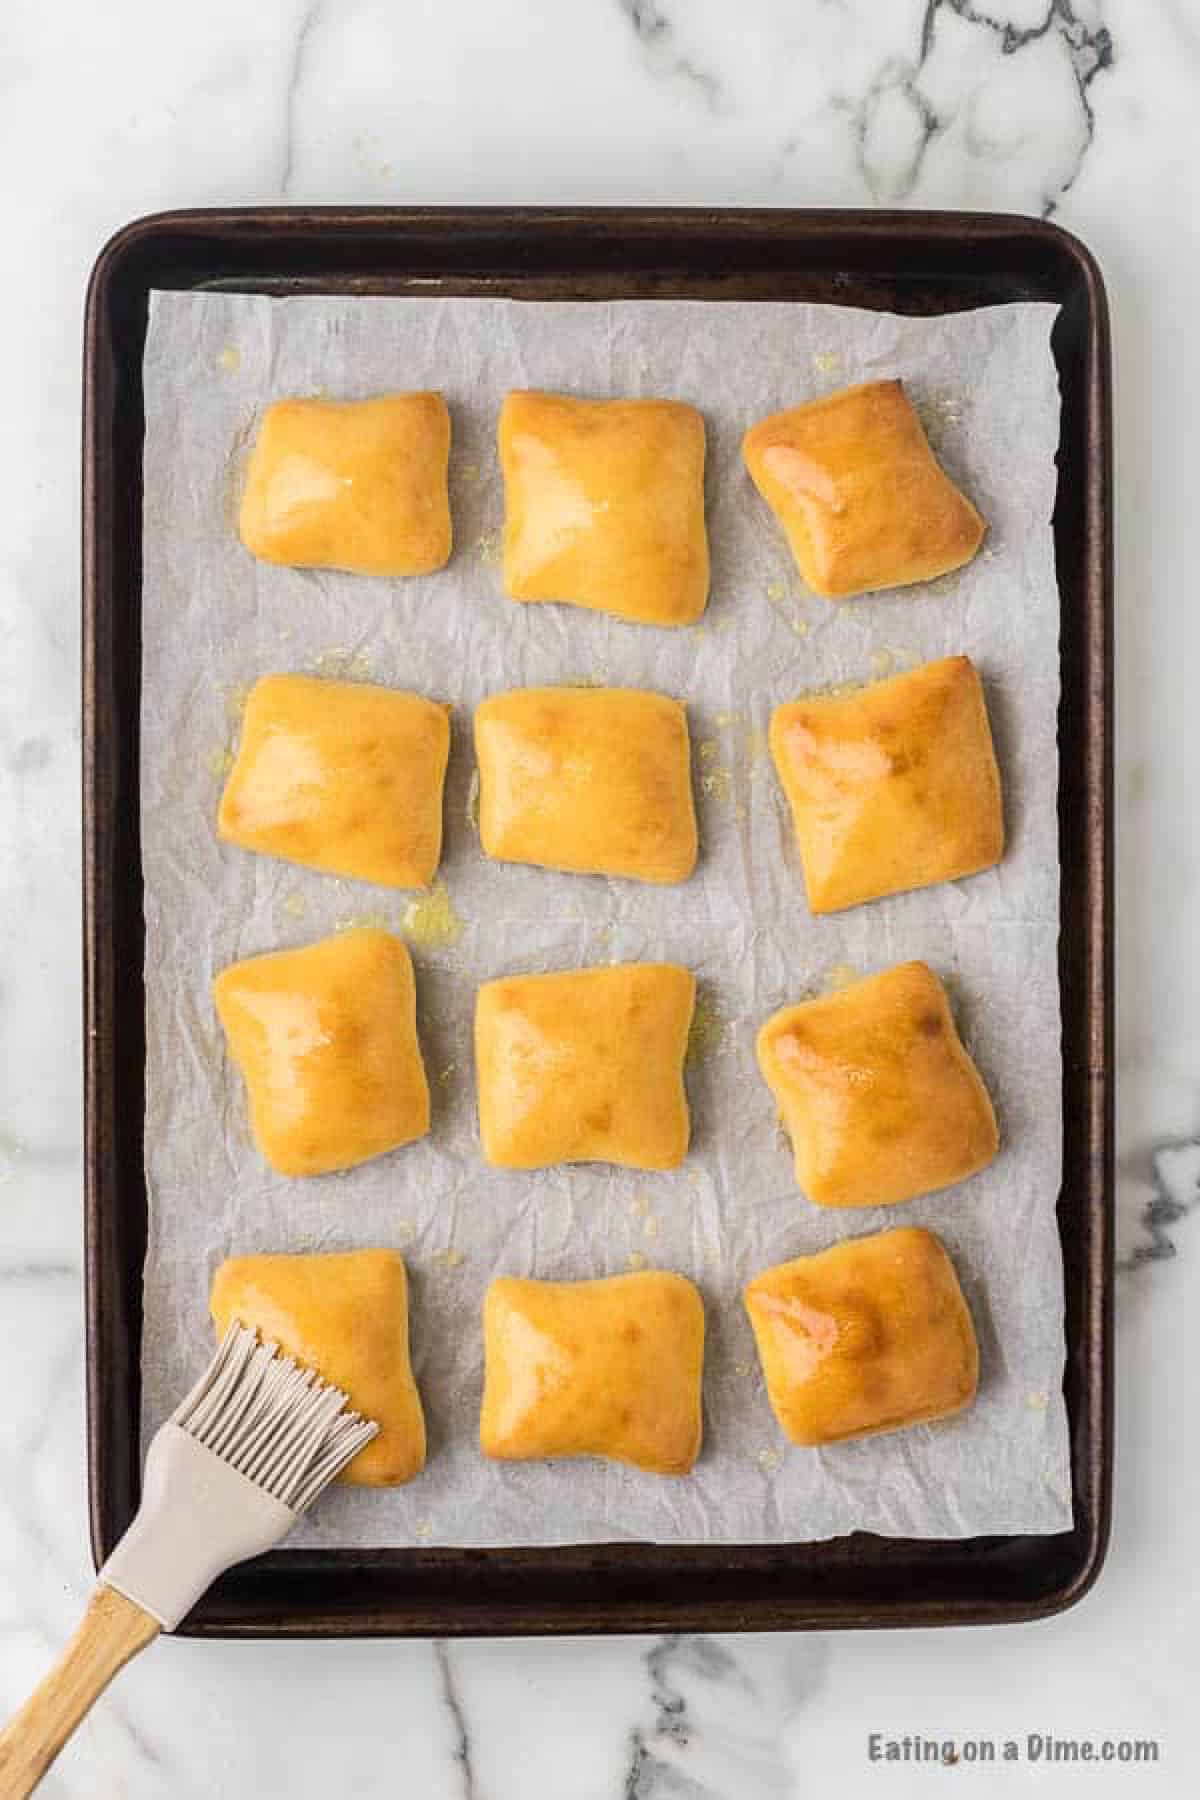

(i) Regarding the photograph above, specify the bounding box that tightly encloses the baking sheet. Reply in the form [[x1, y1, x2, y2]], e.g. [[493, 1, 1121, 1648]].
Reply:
[[139, 292, 1071, 1545]]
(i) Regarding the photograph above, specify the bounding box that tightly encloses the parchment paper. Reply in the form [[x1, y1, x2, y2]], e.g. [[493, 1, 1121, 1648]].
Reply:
[[140, 292, 1071, 1545]]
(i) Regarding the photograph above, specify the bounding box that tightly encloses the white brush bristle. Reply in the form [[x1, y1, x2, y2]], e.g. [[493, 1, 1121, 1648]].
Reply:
[[171, 1322, 379, 1513]]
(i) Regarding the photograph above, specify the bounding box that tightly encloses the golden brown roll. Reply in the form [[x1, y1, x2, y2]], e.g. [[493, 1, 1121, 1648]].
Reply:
[[744, 1227, 978, 1446], [769, 655, 1004, 913], [481, 1272, 704, 1474], [756, 961, 999, 1210], [500, 390, 708, 625], [211, 1249, 426, 1485], [475, 686, 698, 884], [476, 962, 695, 1171], [214, 928, 430, 1177], [219, 675, 450, 889], [743, 378, 985, 599], [239, 391, 451, 576]]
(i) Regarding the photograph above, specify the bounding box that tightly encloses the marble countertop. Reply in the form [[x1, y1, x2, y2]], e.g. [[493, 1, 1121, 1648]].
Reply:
[[1, 1, 1197, 1794]]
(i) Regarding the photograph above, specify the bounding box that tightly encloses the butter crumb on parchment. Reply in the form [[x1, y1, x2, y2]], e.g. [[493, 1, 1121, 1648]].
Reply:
[[401, 881, 465, 950]]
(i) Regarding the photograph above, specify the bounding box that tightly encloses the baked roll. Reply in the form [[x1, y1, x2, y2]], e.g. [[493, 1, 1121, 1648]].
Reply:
[[744, 1226, 979, 1446], [499, 391, 708, 625], [475, 685, 698, 884], [480, 1272, 704, 1474], [743, 379, 985, 599], [214, 928, 430, 1177], [769, 654, 1003, 913], [218, 674, 450, 889], [476, 962, 695, 1171], [210, 1249, 425, 1484], [756, 961, 998, 1210], [239, 391, 451, 576]]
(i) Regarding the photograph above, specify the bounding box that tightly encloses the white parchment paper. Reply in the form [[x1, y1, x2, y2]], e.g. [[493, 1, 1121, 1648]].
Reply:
[[140, 292, 1071, 1545]]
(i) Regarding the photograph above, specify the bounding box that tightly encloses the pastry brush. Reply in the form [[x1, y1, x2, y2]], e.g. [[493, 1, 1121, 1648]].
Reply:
[[0, 1323, 378, 1799]]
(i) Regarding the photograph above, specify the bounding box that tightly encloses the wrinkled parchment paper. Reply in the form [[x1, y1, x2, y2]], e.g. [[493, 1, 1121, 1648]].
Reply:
[[140, 292, 1071, 1545]]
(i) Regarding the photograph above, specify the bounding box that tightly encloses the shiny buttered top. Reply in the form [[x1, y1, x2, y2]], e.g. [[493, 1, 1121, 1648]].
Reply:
[[239, 391, 451, 576], [475, 962, 695, 1171], [210, 1249, 426, 1485], [743, 378, 985, 599], [213, 927, 430, 1178], [744, 1226, 979, 1447], [756, 960, 999, 1210], [769, 654, 1004, 914], [481, 1272, 705, 1474], [474, 685, 698, 884], [499, 390, 709, 625], [219, 674, 450, 889]]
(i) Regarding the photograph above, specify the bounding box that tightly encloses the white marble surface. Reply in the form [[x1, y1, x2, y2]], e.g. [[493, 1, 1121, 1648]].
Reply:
[[1, 0, 1198, 1793]]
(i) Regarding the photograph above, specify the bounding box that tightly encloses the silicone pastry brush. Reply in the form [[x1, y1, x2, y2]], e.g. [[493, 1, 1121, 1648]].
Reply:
[[0, 1323, 378, 1799]]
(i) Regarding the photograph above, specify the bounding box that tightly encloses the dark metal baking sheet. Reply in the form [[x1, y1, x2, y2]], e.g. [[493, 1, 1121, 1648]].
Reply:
[[83, 207, 1112, 1635]]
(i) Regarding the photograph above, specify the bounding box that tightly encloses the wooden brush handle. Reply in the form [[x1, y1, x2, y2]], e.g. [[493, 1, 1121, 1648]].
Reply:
[[0, 1584, 160, 1798]]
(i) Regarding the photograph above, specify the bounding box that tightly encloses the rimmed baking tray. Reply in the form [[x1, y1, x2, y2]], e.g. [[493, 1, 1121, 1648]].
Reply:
[[83, 207, 1112, 1635]]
